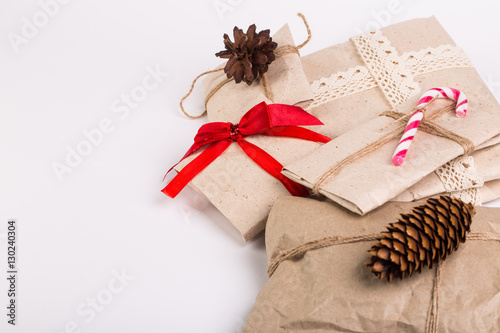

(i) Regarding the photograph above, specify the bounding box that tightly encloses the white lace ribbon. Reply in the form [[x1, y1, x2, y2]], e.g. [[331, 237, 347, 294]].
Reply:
[[448, 187, 482, 206], [351, 30, 420, 107], [308, 66, 377, 109], [435, 156, 484, 206], [309, 31, 473, 109]]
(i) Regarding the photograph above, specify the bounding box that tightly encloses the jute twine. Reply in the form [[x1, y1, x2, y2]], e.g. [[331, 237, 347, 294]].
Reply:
[[311, 98, 476, 195], [179, 13, 312, 119], [267, 230, 500, 333]]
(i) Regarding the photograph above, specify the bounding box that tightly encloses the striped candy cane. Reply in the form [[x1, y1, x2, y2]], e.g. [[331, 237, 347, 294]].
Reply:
[[391, 87, 468, 166]]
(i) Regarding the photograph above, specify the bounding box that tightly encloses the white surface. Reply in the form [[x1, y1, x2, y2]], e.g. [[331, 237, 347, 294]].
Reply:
[[1, 1, 500, 332]]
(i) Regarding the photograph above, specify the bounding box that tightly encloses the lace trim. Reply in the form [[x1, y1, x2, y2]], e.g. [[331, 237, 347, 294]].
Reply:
[[449, 187, 482, 206], [401, 44, 473, 75], [435, 155, 484, 206], [308, 66, 377, 109], [435, 155, 484, 193], [309, 32, 472, 109], [351, 30, 420, 108]]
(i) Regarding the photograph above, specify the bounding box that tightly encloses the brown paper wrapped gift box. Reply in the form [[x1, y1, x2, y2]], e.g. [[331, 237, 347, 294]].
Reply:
[[283, 95, 500, 215], [292, 16, 500, 208], [244, 196, 500, 332], [174, 134, 323, 241], [174, 20, 323, 241]]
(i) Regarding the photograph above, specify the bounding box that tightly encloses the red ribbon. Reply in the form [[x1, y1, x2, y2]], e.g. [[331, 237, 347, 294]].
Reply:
[[162, 102, 331, 198]]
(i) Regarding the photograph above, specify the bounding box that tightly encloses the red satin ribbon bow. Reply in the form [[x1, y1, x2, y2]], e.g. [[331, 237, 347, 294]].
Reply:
[[162, 102, 331, 198]]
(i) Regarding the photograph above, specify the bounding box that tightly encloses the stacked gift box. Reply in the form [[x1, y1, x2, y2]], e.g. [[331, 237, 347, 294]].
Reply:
[[163, 15, 500, 332]]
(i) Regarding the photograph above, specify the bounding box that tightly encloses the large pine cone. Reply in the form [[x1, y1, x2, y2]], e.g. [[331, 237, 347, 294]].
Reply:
[[367, 196, 476, 282], [215, 24, 277, 85]]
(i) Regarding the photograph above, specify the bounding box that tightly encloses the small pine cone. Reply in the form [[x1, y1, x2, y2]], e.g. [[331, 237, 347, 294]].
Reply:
[[215, 24, 277, 85], [367, 196, 476, 282]]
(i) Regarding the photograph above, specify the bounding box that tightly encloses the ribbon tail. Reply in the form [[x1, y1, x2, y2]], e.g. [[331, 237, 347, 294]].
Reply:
[[163, 142, 207, 180], [237, 139, 309, 197], [259, 126, 331, 143], [162, 140, 232, 198]]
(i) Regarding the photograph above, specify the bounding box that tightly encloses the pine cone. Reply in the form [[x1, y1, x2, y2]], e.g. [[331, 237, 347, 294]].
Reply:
[[367, 196, 476, 282], [215, 24, 277, 85]]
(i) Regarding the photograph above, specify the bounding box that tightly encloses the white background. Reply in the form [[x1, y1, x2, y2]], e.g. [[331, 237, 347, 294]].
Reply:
[[1, 0, 500, 332]]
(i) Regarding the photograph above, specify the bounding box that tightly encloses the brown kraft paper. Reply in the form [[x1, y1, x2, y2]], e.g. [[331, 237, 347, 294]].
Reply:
[[173, 20, 321, 241], [282, 95, 500, 215], [174, 133, 324, 242], [244, 196, 500, 332], [281, 16, 500, 215]]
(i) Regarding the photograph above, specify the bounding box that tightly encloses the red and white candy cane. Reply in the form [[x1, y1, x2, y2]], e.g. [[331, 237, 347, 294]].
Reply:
[[391, 87, 468, 166]]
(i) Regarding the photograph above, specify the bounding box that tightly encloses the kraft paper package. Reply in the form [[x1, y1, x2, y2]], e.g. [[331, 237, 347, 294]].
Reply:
[[393, 143, 500, 203], [281, 16, 500, 215], [203, 23, 313, 123], [280, 16, 500, 214], [283, 94, 500, 215], [244, 196, 500, 332], [173, 22, 322, 241], [174, 132, 324, 242]]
